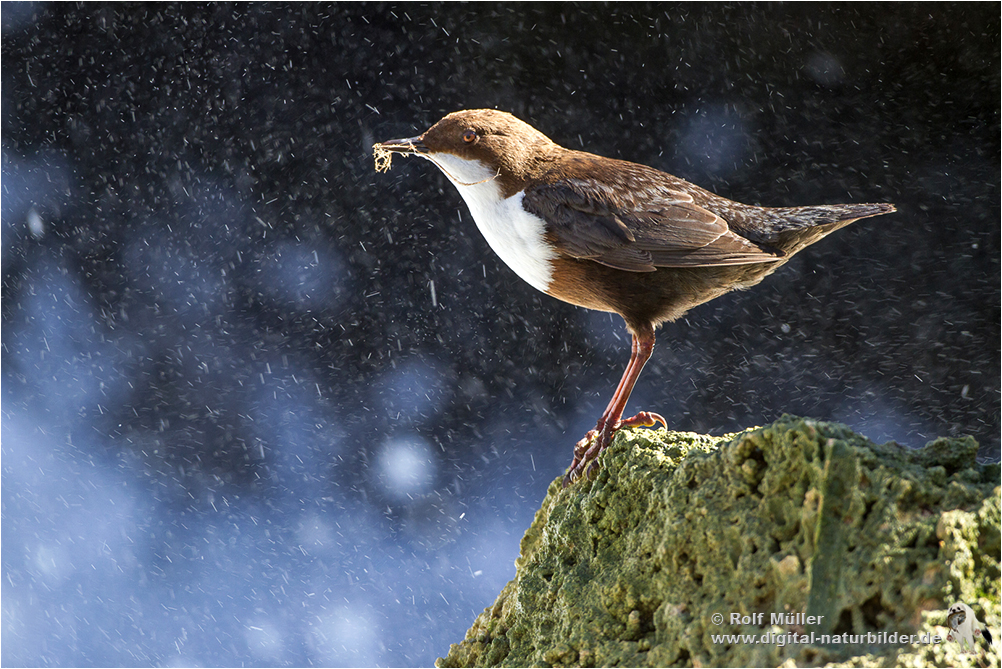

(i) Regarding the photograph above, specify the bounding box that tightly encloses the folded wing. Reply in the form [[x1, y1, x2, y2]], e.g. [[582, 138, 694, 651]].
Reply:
[[523, 176, 782, 272]]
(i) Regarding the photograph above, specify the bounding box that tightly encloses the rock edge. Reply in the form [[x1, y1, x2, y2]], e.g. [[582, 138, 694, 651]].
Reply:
[[438, 416, 1000, 668]]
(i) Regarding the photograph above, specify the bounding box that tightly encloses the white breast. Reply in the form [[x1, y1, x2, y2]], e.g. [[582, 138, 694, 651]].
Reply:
[[420, 153, 556, 293]]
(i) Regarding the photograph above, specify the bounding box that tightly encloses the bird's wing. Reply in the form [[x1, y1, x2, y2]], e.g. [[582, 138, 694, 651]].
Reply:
[[522, 176, 782, 272]]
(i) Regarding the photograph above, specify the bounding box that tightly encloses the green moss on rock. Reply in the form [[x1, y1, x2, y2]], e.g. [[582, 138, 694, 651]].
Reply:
[[438, 416, 1000, 668]]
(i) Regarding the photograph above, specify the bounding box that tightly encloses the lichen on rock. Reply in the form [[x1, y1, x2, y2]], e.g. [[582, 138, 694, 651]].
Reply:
[[437, 416, 1000, 668]]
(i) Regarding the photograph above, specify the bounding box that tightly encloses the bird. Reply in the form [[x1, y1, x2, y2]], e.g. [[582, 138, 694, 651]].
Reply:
[[374, 109, 895, 487], [947, 602, 994, 653]]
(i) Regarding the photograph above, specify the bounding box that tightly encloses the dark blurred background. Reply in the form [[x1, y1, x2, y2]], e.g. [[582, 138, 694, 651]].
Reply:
[[2, 3, 998, 666]]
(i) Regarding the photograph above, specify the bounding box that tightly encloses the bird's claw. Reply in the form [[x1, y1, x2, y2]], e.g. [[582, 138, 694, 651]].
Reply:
[[618, 411, 668, 430], [563, 432, 595, 487], [562, 412, 667, 487], [572, 429, 598, 458]]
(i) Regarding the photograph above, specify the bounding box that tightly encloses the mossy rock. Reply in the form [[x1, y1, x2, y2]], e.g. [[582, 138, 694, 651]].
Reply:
[[437, 416, 1000, 667]]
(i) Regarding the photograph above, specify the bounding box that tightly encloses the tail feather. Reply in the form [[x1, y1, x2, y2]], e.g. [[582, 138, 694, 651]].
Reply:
[[730, 201, 895, 257], [764, 203, 896, 234]]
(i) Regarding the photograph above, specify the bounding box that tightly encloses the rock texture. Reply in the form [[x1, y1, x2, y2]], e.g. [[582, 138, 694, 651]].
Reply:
[[437, 416, 999, 667]]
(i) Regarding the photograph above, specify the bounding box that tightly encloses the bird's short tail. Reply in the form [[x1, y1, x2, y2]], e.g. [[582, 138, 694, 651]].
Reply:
[[763, 202, 896, 234], [735, 201, 895, 256]]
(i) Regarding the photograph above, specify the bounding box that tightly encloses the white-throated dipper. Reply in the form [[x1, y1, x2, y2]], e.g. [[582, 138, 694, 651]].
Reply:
[[374, 109, 895, 487]]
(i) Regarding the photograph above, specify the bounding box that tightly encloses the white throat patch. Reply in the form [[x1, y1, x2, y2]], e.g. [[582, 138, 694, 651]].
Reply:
[[419, 152, 556, 294]]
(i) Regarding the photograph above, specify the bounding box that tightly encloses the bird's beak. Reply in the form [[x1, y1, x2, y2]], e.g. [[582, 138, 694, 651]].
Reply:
[[373, 135, 427, 155]]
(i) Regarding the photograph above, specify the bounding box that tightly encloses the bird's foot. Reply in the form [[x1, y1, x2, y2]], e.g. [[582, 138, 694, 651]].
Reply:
[[618, 411, 668, 431], [561, 412, 668, 488], [562, 429, 598, 488]]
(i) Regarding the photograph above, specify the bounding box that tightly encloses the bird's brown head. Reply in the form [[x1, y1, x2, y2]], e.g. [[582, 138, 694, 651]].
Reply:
[[374, 109, 559, 191]]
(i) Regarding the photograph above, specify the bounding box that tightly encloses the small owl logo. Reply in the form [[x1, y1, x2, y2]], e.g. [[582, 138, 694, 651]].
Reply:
[[946, 602, 994, 654]]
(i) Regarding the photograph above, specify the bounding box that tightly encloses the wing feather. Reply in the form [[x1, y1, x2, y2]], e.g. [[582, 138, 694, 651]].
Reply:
[[522, 176, 781, 272]]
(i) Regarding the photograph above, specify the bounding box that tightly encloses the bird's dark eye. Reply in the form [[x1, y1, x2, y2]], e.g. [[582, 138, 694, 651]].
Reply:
[[462, 129, 477, 144]]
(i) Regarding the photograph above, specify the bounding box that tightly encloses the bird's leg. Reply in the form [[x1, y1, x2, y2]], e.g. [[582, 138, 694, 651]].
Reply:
[[567, 334, 649, 469], [563, 325, 666, 487]]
